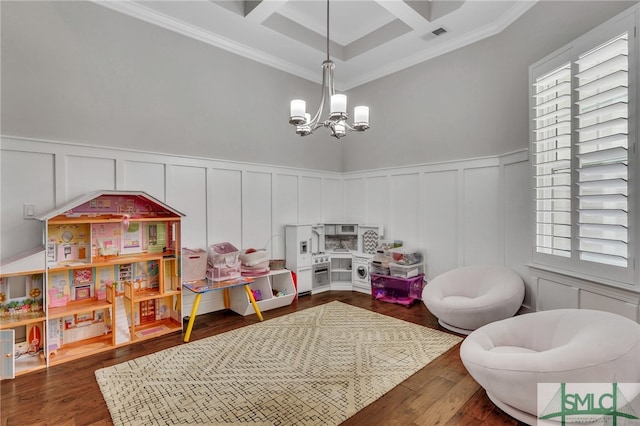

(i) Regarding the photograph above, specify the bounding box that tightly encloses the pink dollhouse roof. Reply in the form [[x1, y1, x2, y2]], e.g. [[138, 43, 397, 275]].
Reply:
[[35, 190, 185, 221]]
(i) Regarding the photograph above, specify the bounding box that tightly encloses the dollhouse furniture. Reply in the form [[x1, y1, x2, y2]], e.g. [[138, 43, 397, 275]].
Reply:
[[422, 265, 524, 334], [460, 309, 640, 425]]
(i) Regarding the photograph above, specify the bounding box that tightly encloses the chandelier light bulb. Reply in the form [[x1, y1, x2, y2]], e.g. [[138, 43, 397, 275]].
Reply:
[[354, 106, 369, 125], [289, 99, 306, 125], [330, 94, 347, 115]]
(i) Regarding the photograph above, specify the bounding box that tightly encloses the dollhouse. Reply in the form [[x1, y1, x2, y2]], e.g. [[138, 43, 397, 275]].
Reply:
[[0, 191, 184, 378]]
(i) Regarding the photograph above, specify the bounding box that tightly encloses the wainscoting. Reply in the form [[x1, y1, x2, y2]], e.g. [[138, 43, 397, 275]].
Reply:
[[2, 136, 638, 319], [533, 267, 640, 322]]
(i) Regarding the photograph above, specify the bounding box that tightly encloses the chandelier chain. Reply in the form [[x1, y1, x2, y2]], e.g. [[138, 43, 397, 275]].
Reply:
[[326, 0, 330, 62]]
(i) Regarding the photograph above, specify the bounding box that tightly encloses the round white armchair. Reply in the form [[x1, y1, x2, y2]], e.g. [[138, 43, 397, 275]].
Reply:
[[460, 309, 640, 425], [422, 265, 524, 334]]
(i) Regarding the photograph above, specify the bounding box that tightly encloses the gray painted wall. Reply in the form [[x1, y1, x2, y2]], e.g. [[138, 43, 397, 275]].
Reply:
[[0, 1, 342, 172], [342, 0, 636, 171], [1, 1, 636, 173]]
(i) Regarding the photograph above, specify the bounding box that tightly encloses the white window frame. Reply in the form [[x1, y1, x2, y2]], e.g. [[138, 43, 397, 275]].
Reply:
[[529, 4, 639, 289]]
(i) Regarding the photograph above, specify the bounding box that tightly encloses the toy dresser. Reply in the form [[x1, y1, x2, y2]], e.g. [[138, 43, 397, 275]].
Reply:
[[371, 273, 425, 307]]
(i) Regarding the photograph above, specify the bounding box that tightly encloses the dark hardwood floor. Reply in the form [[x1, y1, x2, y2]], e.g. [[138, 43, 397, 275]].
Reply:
[[1, 291, 525, 426]]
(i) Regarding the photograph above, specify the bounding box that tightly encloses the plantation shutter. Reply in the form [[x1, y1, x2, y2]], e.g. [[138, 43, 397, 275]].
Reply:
[[532, 64, 573, 257], [575, 33, 629, 267]]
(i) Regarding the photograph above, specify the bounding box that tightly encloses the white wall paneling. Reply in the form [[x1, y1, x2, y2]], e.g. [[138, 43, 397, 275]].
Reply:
[[580, 290, 638, 322], [0, 136, 344, 316], [537, 278, 580, 311], [389, 173, 421, 248], [208, 168, 242, 247], [345, 154, 532, 307], [343, 178, 365, 223], [322, 178, 343, 222], [533, 267, 640, 320], [501, 153, 534, 309], [123, 161, 166, 202], [462, 166, 501, 266], [299, 176, 323, 225], [66, 155, 116, 201], [167, 165, 208, 249], [4, 137, 638, 318], [242, 171, 272, 251], [272, 174, 298, 258], [364, 176, 389, 228], [0, 150, 56, 257], [421, 170, 458, 280]]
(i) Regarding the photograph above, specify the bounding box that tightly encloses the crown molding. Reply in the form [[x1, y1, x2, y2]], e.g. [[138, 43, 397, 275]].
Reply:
[[92, 0, 538, 91], [92, 1, 322, 85], [342, 1, 538, 89]]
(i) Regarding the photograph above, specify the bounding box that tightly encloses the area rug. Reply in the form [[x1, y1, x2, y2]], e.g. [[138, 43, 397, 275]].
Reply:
[[95, 301, 461, 425]]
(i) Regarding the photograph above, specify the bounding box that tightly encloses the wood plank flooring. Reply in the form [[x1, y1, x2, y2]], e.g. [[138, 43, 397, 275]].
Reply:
[[1, 291, 526, 426]]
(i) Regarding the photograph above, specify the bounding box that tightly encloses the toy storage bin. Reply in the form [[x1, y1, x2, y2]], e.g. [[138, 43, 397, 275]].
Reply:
[[239, 249, 270, 266], [388, 247, 423, 265], [182, 248, 207, 282], [241, 260, 270, 277], [370, 261, 390, 275], [269, 259, 285, 270], [228, 270, 296, 316], [208, 242, 239, 265], [389, 263, 424, 278], [370, 273, 425, 306], [207, 242, 241, 282], [271, 272, 294, 298], [247, 278, 273, 302], [207, 262, 241, 281]]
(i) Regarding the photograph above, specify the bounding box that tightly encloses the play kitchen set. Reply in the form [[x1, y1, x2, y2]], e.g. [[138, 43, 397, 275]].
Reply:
[[285, 223, 425, 306]]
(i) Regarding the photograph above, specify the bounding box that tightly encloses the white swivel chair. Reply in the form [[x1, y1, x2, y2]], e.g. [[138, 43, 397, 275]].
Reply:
[[460, 309, 640, 425], [422, 265, 524, 334]]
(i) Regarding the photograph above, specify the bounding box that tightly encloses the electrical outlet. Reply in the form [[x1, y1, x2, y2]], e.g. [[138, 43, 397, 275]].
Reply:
[[23, 203, 36, 220]]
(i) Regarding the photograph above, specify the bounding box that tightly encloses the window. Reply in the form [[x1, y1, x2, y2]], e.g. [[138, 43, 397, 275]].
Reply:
[[530, 6, 638, 287]]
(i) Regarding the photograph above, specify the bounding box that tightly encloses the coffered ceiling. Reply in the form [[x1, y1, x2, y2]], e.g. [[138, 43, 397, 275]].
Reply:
[[97, 0, 538, 90]]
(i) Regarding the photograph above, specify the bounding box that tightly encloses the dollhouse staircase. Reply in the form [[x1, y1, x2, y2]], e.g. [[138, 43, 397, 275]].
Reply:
[[114, 296, 131, 344]]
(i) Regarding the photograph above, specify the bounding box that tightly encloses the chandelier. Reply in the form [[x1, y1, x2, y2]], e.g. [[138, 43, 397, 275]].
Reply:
[[288, 0, 370, 139]]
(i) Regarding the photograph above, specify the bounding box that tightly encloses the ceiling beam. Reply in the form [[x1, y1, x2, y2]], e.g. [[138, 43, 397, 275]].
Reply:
[[425, 1, 465, 21], [211, 0, 244, 16], [244, 0, 288, 23], [375, 0, 432, 30]]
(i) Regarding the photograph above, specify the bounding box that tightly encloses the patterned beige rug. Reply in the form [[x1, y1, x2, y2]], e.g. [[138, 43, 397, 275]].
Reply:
[[95, 301, 461, 425]]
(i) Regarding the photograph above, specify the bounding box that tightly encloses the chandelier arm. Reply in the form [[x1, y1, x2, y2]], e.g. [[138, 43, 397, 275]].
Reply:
[[310, 60, 332, 127], [328, 63, 335, 97], [344, 121, 369, 132]]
